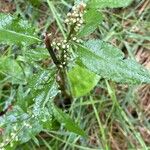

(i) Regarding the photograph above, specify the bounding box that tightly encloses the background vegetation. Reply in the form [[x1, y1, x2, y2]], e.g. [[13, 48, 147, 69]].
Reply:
[[0, 0, 150, 150]]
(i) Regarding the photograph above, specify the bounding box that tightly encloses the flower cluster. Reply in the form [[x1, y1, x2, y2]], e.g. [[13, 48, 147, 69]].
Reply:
[[49, 3, 86, 68], [65, 2, 86, 32], [51, 39, 70, 51]]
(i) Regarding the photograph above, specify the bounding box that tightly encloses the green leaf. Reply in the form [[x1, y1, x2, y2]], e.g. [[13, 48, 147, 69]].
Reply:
[[0, 57, 25, 84], [88, 0, 133, 8], [28, 70, 57, 95], [0, 72, 58, 145], [52, 105, 86, 137], [76, 40, 150, 84], [28, 0, 42, 7], [78, 9, 103, 37], [25, 47, 49, 61], [0, 13, 41, 44], [68, 65, 100, 97], [0, 106, 43, 144], [30, 70, 58, 129]]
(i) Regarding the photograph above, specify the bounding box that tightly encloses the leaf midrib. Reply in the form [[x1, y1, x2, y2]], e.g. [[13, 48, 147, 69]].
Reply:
[[0, 28, 41, 42]]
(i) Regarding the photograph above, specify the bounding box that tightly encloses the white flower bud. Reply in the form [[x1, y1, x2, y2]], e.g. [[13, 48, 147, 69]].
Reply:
[[59, 65, 63, 68], [72, 37, 77, 41], [57, 42, 61, 46], [66, 45, 70, 49], [64, 55, 67, 58], [79, 13, 83, 17], [73, 19, 77, 23], [63, 40, 67, 43], [76, 18, 80, 22], [67, 12, 71, 16], [78, 23, 82, 27], [62, 45, 66, 49], [52, 41, 56, 46], [65, 19, 69, 23], [79, 20, 83, 24], [76, 39, 80, 43], [56, 46, 60, 50]]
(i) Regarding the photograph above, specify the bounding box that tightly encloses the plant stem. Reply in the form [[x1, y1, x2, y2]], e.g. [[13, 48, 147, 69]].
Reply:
[[45, 34, 72, 108], [45, 33, 60, 67]]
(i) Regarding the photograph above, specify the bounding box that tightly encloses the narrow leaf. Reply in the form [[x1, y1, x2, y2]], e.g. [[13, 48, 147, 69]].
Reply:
[[52, 105, 86, 137], [78, 9, 103, 37], [88, 0, 133, 9]]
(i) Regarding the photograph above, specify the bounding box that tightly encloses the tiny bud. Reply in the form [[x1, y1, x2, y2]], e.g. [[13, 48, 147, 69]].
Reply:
[[72, 37, 77, 41], [64, 50, 67, 53], [79, 13, 83, 17], [56, 46, 60, 50], [62, 62, 66, 65], [67, 12, 71, 16], [66, 45, 70, 49], [57, 42, 61, 46], [73, 19, 77, 23], [76, 39, 80, 43], [47, 33, 52, 37], [52, 41, 56, 46], [79, 20, 83, 24], [5, 138, 9, 142], [62, 45, 66, 49], [74, 27, 79, 32], [70, 18, 74, 22], [75, 13, 79, 17], [76, 18, 80, 21], [77, 23, 82, 27], [65, 19, 69, 23], [63, 40, 67, 43], [59, 65, 63, 68], [64, 55, 67, 58]]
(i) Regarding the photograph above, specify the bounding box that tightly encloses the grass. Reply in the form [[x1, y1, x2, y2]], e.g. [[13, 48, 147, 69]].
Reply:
[[0, 0, 150, 149]]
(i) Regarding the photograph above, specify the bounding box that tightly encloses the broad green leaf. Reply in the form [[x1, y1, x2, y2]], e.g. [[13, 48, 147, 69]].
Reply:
[[0, 106, 42, 144], [28, 70, 57, 95], [0, 57, 25, 84], [27, 69, 58, 113], [76, 40, 150, 84], [52, 105, 86, 137], [0, 13, 41, 44], [68, 65, 100, 97], [25, 47, 49, 61], [29, 70, 58, 129], [0, 72, 58, 145], [78, 9, 103, 37], [88, 0, 133, 8]]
